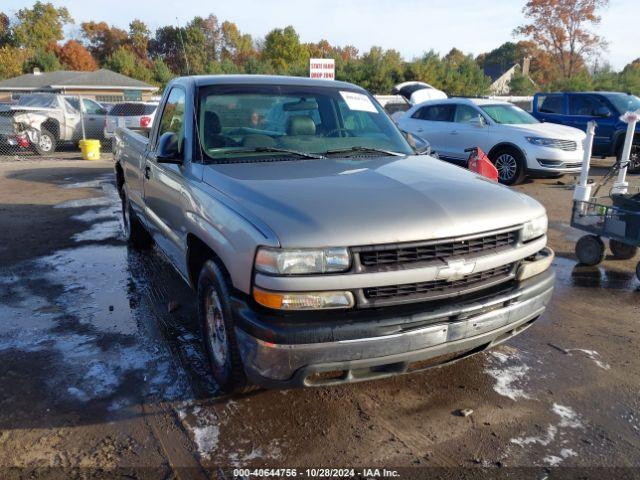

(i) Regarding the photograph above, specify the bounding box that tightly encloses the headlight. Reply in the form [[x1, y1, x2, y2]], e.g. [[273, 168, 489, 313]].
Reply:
[[255, 247, 351, 275], [526, 137, 558, 148], [253, 287, 354, 310], [522, 214, 548, 242]]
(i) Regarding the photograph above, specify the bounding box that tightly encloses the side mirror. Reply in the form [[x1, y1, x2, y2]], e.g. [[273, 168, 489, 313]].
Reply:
[[404, 131, 432, 155], [156, 131, 182, 164], [468, 115, 485, 128], [593, 106, 611, 118]]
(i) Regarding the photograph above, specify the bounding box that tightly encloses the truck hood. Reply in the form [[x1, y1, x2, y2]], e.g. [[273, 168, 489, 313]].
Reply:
[[506, 122, 586, 140], [202, 156, 545, 248]]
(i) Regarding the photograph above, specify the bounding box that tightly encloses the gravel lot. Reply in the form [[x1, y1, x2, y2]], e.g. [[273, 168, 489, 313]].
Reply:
[[0, 154, 638, 478]]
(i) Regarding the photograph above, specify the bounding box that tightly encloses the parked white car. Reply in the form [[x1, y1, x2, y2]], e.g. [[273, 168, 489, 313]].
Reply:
[[397, 98, 587, 184], [104, 102, 158, 139]]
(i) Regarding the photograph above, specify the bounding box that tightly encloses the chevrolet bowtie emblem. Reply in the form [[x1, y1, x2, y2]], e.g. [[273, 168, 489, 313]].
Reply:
[[436, 259, 476, 281]]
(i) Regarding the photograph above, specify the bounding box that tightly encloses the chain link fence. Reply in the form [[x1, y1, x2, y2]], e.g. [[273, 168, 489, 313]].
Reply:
[[0, 93, 158, 161]]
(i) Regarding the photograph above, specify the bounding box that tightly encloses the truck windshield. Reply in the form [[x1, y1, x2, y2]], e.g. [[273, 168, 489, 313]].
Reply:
[[603, 93, 640, 114], [17, 95, 57, 108], [480, 104, 539, 125], [197, 84, 413, 161]]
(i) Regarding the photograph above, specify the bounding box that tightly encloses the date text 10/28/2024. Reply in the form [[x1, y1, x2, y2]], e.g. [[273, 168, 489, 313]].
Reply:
[[232, 468, 400, 478]]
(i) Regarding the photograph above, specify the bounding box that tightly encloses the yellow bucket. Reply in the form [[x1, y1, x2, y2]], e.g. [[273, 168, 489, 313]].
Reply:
[[79, 139, 101, 160]]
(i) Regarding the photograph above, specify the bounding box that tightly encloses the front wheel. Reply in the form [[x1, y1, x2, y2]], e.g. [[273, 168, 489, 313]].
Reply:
[[197, 259, 249, 394], [32, 129, 56, 155], [576, 235, 605, 266], [490, 148, 526, 185]]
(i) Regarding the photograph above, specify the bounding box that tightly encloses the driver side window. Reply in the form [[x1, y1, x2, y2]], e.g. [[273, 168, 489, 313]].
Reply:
[[82, 99, 104, 114], [454, 104, 480, 123], [157, 88, 186, 153]]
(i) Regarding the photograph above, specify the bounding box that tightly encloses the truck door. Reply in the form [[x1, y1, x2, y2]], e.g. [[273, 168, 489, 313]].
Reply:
[[567, 94, 617, 156], [62, 97, 83, 141], [142, 87, 188, 267], [81, 98, 107, 139]]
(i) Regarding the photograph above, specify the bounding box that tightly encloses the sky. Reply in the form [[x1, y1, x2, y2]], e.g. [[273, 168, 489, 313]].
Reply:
[[2, 0, 637, 70]]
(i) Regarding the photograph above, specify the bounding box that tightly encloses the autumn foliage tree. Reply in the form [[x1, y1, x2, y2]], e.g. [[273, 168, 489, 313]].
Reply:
[[3, 1, 640, 94], [81, 21, 128, 63], [515, 0, 608, 81], [56, 40, 97, 71]]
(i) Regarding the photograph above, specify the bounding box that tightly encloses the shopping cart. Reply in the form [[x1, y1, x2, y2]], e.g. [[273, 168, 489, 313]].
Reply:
[[572, 189, 640, 280], [571, 115, 640, 281]]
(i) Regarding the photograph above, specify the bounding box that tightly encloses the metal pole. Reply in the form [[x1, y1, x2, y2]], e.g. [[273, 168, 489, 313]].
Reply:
[[573, 120, 596, 202], [79, 96, 86, 140], [612, 110, 639, 195]]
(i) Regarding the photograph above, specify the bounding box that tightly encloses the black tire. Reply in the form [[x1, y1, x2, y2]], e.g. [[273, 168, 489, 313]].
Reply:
[[629, 145, 640, 174], [617, 143, 640, 174], [32, 128, 57, 155], [575, 235, 605, 266], [609, 239, 638, 260], [121, 188, 153, 248], [636, 261, 640, 281], [490, 147, 526, 185], [197, 259, 249, 394]]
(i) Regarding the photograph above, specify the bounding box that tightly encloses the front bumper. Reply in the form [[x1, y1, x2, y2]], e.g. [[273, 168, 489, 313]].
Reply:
[[235, 267, 555, 388], [524, 145, 584, 174]]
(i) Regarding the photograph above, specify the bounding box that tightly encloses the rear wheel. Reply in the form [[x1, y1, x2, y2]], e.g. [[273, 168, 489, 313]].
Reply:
[[636, 261, 640, 281], [121, 188, 152, 248], [609, 239, 638, 260], [490, 147, 526, 185], [575, 235, 605, 266], [197, 259, 249, 394]]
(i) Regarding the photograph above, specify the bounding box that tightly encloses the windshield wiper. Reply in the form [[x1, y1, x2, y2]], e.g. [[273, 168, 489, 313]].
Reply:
[[323, 146, 404, 157], [211, 147, 324, 160]]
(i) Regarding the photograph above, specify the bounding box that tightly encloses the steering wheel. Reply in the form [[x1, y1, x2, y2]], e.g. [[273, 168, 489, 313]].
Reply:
[[326, 128, 355, 138]]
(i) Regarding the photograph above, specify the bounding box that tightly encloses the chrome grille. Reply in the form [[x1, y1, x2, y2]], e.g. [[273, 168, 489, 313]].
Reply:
[[363, 264, 515, 301], [550, 139, 577, 151], [357, 229, 518, 270]]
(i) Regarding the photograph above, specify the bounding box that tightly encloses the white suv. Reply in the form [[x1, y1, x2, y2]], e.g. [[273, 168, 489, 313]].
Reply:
[[397, 98, 586, 184]]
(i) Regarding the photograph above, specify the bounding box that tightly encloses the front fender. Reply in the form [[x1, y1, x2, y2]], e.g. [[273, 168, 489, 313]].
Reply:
[[185, 181, 280, 294]]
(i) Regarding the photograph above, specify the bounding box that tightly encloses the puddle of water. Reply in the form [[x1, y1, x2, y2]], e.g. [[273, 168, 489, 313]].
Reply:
[[553, 256, 639, 290], [0, 173, 287, 465], [0, 176, 191, 410]]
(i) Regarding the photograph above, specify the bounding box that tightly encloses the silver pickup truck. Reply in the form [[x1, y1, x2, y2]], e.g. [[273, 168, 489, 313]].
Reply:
[[114, 75, 555, 393]]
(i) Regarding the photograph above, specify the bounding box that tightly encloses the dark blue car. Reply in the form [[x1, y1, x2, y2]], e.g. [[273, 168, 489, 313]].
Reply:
[[531, 91, 640, 171]]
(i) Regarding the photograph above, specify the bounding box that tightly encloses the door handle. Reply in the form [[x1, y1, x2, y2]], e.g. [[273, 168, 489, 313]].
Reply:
[[450, 130, 459, 135], [144, 165, 151, 179], [416, 128, 424, 132]]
